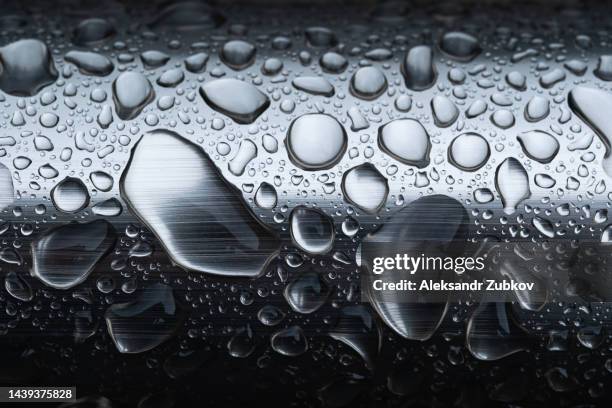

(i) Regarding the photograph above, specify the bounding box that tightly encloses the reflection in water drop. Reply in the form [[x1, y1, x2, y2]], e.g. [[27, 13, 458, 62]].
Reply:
[[290, 207, 334, 255], [112, 72, 154, 120], [378, 119, 430, 167], [31, 220, 116, 289], [401, 45, 436, 91], [329, 305, 381, 369], [284, 271, 330, 313], [105, 283, 180, 353], [448, 133, 490, 171], [200, 78, 270, 124], [495, 157, 531, 215], [342, 163, 388, 214], [271, 326, 308, 356], [517, 130, 559, 164], [121, 130, 279, 277], [466, 301, 529, 361], [286, 114, 347, 170], [51, 177, 90, 213], [362, 195, 469, 340], [439, 31, 481, 61], [0, 39, 58, 96]]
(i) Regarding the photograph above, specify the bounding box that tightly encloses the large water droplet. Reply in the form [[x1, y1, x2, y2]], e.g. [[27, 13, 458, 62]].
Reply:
[[431, 95, 459, 127], [292, 76, 334, 96], [467, 302, 529, 361], [65, 51, 114, 76], [200, 78, 270, 124], [112, 72, 154, 120], [51, 177, 90, 213], [439, 31, 481, 61], [350, 66, 387, 100], [286, 114, 347, 170], [290, 207, 334, 255], [73, 18, 116, 45], [0, 39, 57, 96], [361, 195, 469, 340], [271, 326, 308, 356], [378, 119, 430, 167], [31, 220, 116, 289], [495, 158, 530, 214], [284, 271, 330, 313], [220, 40, 256, 70], [105, 283, 180, 353], [342, 163, 388, 214], [517, 130, 559, 164], [568, 86, 612, 176], [121, 130, 279, 277], [401, 45, 436, 91], [448, 132, 490, 171]]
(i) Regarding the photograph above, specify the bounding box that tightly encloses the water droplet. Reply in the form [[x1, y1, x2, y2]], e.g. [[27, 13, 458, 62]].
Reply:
[[431, 96, 459, 128], [401, 45, 436, 90], [65, 51, 114, 76], [319, 52, 347, 73], [257, 305, 285, 326], [271, 326, 308, 356], [362, 195, 468, 340], [220, 40, 256, 70], [51, 177, 89, 213], [73, 18, 116, 45], [140, 50, 170, 67], [350, 66, 387, 100], [0, 39, 57, 96], [290, 207, 334, 255], [439, 31, 481, 61], [200, 78, 270, 124], [31, 220, 116, 289], [342, 163, 388, 214], [467, 302, 529, 360], [157, 68, 185, 87], [105, 283, 179, 353], [525, 96, 549, 122], [495, 158, 530, 214], [378, 119, 430, 167], [184, 52, 209, 73], [228, 139, 257, 176], [121, 130, 279, 277], [517, 130, 559, 163], [90, 171, 114, 192], [286, 114, 347, 170], [448, 132, 490, 171], [113, 72, 154, 120], [255, 182, 277, 209], [284, 271, 330, 313], [490, 109, 515, 129], [292, 76, 334, 96]]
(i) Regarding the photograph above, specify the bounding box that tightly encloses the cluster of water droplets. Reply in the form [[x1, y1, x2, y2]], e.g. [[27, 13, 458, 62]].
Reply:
[[1, 0, 612, 405]]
